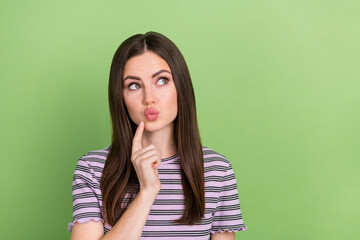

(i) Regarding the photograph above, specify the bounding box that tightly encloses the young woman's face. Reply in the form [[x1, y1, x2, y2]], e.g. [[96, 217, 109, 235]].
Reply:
[[122, 51, 178, 133]]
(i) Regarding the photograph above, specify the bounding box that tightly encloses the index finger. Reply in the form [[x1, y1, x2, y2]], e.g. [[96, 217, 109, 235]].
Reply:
[[132, 121, 144, 153]]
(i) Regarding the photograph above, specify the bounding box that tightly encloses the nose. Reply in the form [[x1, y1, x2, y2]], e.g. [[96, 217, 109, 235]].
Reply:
[[142, 86, 158, 106]]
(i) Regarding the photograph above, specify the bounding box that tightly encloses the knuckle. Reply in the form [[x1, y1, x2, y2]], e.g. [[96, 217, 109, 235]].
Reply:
[[131, 153, 138, 162]]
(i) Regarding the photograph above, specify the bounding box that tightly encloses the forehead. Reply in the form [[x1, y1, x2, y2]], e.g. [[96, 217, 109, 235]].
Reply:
[[123, 51, 171, 76]]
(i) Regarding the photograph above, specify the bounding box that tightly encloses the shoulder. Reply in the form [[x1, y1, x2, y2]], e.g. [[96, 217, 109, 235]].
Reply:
[[74, 145, 111, 178], [202, 146, 232, 172], [78, 145, 110, 164], [81, 145, 110, 165]]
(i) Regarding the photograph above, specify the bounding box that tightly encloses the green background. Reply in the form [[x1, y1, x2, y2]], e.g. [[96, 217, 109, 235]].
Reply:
[[1, 0, 359, 239]]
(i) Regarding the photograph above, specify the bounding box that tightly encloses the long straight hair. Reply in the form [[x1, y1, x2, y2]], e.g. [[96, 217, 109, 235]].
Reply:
[[100, 31, 204, 226]]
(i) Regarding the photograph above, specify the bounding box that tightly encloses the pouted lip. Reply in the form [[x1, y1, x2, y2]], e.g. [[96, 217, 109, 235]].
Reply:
[[144, 107, 159, 116]]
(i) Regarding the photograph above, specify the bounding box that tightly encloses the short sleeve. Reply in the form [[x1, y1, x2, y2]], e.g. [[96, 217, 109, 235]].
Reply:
[[210, 161, 247, 234], [67, 156, 104, 232]]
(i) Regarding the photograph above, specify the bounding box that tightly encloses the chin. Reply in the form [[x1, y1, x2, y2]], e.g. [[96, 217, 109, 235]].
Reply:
[[144, 120, 173, 133], [144, 123, 163, 132]]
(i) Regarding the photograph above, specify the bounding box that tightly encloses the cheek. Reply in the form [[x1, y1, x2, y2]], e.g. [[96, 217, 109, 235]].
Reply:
[[123, 93, 137, 114], [123, 98, 140, 124], [123, 94, 130, 110], [170, 89, 178, 113]]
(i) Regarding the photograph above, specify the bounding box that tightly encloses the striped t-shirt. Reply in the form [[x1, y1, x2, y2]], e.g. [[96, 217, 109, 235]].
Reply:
[[68, 146, 247, 239]]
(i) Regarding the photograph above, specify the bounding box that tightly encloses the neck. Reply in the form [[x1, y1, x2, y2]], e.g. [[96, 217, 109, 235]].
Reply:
[[141, 123, 177, 159]]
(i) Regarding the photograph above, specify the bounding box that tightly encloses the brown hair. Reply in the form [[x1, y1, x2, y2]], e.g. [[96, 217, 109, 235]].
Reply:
[[100, 31, 204, 225]]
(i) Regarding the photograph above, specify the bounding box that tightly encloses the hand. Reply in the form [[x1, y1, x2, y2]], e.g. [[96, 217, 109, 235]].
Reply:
[[131, 121, 162, 195]]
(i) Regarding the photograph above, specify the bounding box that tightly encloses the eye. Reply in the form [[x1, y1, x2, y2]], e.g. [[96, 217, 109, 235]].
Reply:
[[128, 82, 141, 90], [157, 77, 169, 86]]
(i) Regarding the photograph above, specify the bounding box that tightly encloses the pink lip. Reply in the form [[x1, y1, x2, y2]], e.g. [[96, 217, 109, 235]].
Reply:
[[144, 108, 159, 121]]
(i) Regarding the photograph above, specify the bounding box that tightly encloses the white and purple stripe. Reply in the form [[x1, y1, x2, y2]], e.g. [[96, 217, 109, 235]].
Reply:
[[68, 146, 247, 239]]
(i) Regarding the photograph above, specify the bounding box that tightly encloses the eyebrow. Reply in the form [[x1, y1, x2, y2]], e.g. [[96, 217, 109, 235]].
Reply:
[[123, 69, 171, 81]]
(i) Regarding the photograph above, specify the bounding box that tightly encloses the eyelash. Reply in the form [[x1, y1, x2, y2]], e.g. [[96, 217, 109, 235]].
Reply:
[[127, 77, 169, 90]]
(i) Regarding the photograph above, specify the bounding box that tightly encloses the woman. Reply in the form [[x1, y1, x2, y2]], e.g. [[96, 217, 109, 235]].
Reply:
[[68, 31, 247, 240]]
